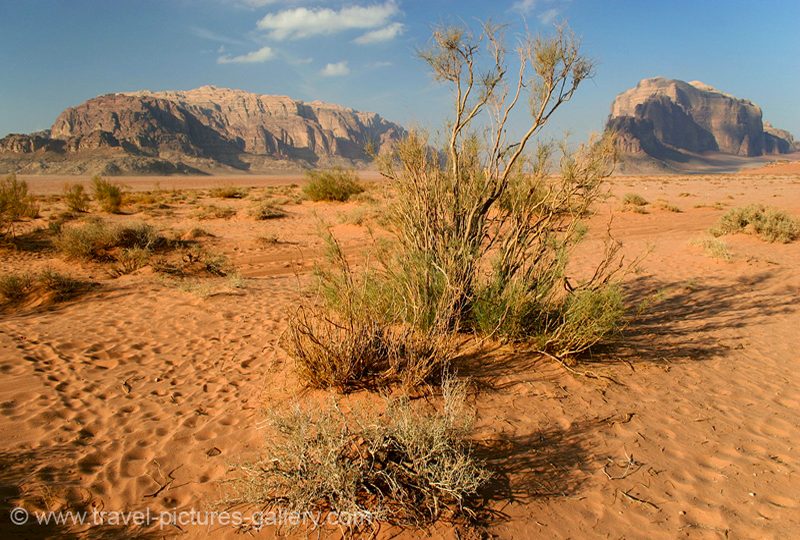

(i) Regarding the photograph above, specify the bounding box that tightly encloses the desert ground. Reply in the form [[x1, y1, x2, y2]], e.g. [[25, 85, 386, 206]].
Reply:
[[1, 169, 799, 539]]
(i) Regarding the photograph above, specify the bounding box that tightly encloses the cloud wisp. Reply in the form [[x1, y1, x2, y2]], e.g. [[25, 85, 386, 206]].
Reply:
[[257, 2, 399, 40], [320, 61, 350, 77], [353, 21, 404, 45], [217, 46, 276, 64]]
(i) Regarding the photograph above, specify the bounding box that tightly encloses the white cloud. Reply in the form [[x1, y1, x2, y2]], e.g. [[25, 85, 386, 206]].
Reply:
[[257, 2, 399, 40], [511, 0, 537, 14], [190, 26, 247, 46], [538, 7, 559, 24], [217, 46, 276, 64], [320, 61, 350, 77], [353, 22, 404, 44]]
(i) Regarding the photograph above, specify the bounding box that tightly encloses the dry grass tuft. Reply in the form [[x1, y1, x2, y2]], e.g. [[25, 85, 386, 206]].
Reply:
[[91, 176, 124, 213], [195, 205, 237, 220], [62, 183, 90, 213], [250, 201, 287, 220], [228, 377, 489, 530], [691, 237, 733, 261], [0, 269, 95, 307], [1, 173, 39, 236]]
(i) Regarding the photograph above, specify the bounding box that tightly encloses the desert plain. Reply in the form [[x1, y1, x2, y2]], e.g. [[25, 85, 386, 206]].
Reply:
[[0, 162, 799, 539]]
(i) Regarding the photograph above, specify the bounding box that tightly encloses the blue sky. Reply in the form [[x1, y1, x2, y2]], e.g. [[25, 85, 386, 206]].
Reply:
[[1, 0, 799, 142]]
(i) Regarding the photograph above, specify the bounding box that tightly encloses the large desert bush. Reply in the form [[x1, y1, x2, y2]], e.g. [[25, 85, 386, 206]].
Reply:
[[711, 204, 799, 243], [303, 168, 364, 202], [287, 23, 629, 394], [229, 377, 489, 530], [1, 173, 39, 236], [55, 220, 162, 260], [91, 175, 124, 213]]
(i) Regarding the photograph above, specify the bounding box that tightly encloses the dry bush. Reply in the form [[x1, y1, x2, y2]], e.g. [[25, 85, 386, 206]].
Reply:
[[151, 246, 232, 277], [210, 186, 248, 199], [1, 173, 39, 236], [622, 193, 648, 207], [229, 377, 489, 530], [0, 269, 93, 306], [55, 220, 163, 261], [195, 204, 237, 220], [62, 183, 90, 213], [303, 169, 364, 202], [711, 204, 799, 243], [250, 201, 286, 220], [91, 176, 124, 213], [691, 237, 732, 261]]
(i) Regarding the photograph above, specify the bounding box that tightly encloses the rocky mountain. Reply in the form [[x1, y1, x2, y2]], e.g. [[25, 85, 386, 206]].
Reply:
[[0, 86, 405, 175], [606, 77, 797, 170]]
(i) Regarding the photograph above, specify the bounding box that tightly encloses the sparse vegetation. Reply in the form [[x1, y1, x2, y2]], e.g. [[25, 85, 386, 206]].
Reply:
[[250, 201, 286, 220], [656, 200, 682, 213], [210, 186, 248, 199], [63, 183, 91, 213], [0, 268, 94, 306], [691, 237, 733, 261], [55, 220, 163, 261], [622, 192, 649, 208], [91, 176, 124, 213], [195, 204, 236, 220], [711, 204, 800, 243], [1, 173, 39, 236], [303, 169, 364, 202], [230, 377, 489, 529]]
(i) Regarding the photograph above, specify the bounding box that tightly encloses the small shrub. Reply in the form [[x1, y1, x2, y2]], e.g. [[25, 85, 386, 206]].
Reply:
[[210, 186, 248, 199], [195, 205, 236, 220], [0, 273, 34, 302], [0, 269, 93, 306], [250, 201, 286, 220], [691, 237, 732, 261], [55, 220, 162, 260], [91, 176, 124, 213], [1, 173, 39, 235], [63, 183, 90, 213], [622, 193, 648, 206], [656, 200, 682, 213], [151, 246, 232, 277], [303, 169, 364, 202], [711, 204, 799, 243], [229, 377, 489, 529]]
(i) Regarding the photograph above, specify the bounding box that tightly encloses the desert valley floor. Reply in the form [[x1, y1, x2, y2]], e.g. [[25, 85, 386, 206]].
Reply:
[[1, 168, 799, 539]]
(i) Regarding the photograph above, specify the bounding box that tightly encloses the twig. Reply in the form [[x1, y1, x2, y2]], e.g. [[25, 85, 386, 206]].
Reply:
[[537, 349, 623, 385]]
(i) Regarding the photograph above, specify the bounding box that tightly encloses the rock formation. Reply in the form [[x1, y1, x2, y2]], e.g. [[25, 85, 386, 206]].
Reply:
[[1, 86, 405, 175], [606, 77, 797, 168]]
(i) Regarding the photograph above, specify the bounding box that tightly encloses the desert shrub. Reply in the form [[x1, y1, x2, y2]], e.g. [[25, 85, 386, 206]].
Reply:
[[195, 205, 236, 220], [0, 173, 39, 236], [0, 269, 92, 305], [0, 272, 34, 302], [656, 200, 681, 213], [210, 185, 248, 199], [108, 247, 152, 277], [151, 246, 232, 277], [691, 237, 732, 261], [63, 183, 90, 213], [91, 176, 123, 213], [622, 193, 648, 207], [303, 169, 364, 202], [711, 204, 799, 243], [250, 201, 286, 220], [230, 377, 489, 529], [55, 220, 162, 260]]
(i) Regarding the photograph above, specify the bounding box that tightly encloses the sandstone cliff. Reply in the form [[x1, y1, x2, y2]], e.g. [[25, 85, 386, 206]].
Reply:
[[1, 86, 405, 175], [606, 77, 797, 170]]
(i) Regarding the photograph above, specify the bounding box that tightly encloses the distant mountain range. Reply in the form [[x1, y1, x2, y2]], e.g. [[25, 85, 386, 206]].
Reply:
[[0, 86, 405, 175], [606, 77, 798, 172]]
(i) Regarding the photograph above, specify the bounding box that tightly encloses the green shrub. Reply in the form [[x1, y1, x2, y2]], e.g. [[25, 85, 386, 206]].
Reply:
[[229, 377, 489, 528], [55, 220, 162, 260], [91, 176, 123, 213], [1, 173, 39, 235], [303, 169, 364, 202], [63, 183, 90, 213], [711, 204, 799, 243], [0, 269, 92, 305]]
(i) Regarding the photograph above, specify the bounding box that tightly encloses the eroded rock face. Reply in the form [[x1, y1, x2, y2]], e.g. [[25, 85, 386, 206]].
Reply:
[[607, 77, 796, 162], [2, 86, 405, 174]]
